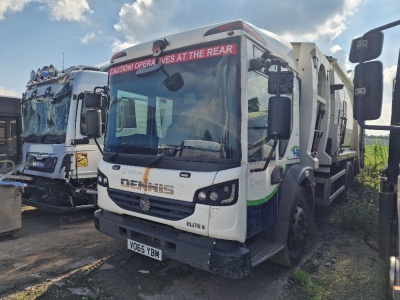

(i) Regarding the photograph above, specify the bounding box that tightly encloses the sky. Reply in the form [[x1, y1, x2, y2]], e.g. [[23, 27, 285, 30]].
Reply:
[[0, 0, 399, 135]]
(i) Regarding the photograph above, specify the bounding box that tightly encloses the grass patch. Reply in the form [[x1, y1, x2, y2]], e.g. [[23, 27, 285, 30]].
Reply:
[[359, 142, 388, 191], [329, 190, 378, 236], [292, 269, 323, 300], [329, 141, 387, 236]]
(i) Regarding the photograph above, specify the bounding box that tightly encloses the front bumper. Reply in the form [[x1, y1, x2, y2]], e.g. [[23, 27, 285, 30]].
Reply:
[[94, 209, 251, 278], [23, 198, 96, 213]]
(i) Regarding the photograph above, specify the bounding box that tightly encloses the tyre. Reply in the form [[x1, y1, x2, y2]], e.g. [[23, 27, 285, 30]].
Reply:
[[10, 229, 21, 239], [272, 186, 310, 266], [341, 165, 354, 202]]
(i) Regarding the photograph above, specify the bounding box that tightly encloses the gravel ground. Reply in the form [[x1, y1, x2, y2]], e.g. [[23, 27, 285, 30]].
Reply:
[[0, 206, 390, 300]]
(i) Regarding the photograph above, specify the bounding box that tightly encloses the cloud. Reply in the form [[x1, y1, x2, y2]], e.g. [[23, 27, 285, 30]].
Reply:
[[0, 0, 91, 22], [384, 65, 397, 85], [283, 0, 364, 43], [316, 0, 363, 40], [330, 45, 342, 53], [0, 86, 19, 97], [80, 32, 95, 44], [113, 0, 178, 46], [0, 0, 30, 20], [43, 0, 91, 22], [366, 103, 392, 136], [112, 39, 135, 53], [112, 0, 363, 49]]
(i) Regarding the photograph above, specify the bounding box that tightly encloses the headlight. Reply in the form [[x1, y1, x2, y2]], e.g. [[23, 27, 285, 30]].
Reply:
[[194, 179, 238, 206], [209, 191, 219, 201], [97, 169, 109, 187], [198, 191, 207, 201]]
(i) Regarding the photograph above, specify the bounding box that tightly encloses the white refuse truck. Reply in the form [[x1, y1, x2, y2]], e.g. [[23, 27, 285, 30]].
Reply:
[[86, 20, 360, 278], [12, 65, 108, 212]]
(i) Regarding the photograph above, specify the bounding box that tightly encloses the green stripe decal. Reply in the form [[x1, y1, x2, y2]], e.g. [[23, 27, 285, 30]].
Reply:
[[247, 184, 280, 206]]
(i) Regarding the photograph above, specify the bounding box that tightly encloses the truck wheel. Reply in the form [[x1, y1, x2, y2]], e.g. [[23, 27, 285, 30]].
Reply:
[[342, 165, 354, 201], [272, 187, 310, 267], [287, 187, 309, 264], [10, 229, 21, 239]]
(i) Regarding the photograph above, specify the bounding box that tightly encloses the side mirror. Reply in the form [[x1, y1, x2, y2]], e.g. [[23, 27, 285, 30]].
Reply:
[[349, 31, 384, 63], [268, 96, 291, 139], [353, 61, 383, 121], [86, 109, 102, 138], [84, 92, 102, 108]]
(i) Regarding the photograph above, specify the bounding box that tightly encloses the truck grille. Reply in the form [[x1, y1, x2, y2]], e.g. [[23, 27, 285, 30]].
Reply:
[[107, 188, 195, 220], [25, 153, 58, 173]]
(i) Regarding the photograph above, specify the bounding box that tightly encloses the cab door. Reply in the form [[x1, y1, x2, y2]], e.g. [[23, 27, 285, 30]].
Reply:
[[245, 41, 295, 238]]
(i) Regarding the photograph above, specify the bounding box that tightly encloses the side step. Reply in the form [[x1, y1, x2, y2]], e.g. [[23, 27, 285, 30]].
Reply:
[[249, 239, 285, 266]]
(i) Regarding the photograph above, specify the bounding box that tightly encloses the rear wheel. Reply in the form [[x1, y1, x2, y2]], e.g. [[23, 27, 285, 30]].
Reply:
[[341, 165, 354, 202]]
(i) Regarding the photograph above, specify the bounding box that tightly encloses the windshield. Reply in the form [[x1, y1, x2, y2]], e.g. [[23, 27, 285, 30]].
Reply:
[[106, 40, 240, 168], [22, 82, 71, 143]]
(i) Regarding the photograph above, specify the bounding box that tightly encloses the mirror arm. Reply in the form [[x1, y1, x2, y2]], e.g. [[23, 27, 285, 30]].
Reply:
[[94, 138, 103, 154], [276, 64, 281, 97], [250, 136, 278, 173], [358, 120, 400, 131], [362, 20, 400, 39], [161, 66, 170, 78]]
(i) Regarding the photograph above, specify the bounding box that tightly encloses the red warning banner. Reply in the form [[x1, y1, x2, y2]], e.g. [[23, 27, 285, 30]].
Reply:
[[109, 43, 237, 76]]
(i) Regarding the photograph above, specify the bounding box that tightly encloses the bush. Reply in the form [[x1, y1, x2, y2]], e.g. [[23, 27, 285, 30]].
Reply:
[[329, 142, 386, 236], [358, 142, 388, 191]]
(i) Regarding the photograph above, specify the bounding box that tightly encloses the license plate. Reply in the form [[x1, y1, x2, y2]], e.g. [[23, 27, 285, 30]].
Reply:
[[127, 239, 162, 261]]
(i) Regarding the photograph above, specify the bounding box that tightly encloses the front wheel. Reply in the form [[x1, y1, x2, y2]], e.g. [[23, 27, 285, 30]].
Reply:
[[273, 187, 310, 266]]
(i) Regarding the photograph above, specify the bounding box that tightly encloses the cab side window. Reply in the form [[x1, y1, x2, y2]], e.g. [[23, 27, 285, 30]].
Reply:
[[247, 68, 272, 162]]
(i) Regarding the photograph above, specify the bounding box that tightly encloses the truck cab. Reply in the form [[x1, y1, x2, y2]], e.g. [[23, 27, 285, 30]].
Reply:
[[16, 65, 108, 212]]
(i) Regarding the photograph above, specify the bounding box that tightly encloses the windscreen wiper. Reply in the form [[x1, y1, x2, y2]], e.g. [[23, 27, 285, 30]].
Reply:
[[145, 145, 182, 167], [108, 144, 156, 161]]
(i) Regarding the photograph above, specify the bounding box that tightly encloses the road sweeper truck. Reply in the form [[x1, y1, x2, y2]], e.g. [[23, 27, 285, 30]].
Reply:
[[87, 20, 361, 278]]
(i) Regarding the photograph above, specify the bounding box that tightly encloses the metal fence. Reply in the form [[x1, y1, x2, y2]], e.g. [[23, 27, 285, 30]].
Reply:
[[365, 137, 389, 146]]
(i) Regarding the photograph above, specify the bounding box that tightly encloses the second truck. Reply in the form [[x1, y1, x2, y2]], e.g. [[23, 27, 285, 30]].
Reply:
[[12, 64, 108, 212], [87, 20, 361, 278]]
